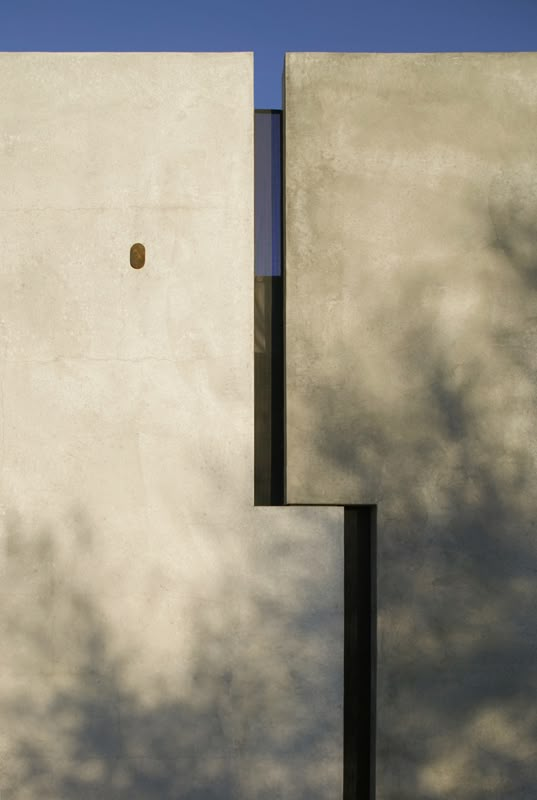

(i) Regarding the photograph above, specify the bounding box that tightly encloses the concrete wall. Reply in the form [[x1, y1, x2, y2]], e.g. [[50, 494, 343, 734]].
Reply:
[[0, 53, 343, 799], [5, 49, 535, 800], [285, 53, 537, 798]]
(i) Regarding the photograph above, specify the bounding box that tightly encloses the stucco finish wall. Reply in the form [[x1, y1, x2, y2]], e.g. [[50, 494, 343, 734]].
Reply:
[[0, 53, 343, 799], [285, 53, 537, 799]]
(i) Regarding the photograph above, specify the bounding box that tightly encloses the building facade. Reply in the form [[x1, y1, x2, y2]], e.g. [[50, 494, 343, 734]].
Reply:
[[1, 51, 536, 799]]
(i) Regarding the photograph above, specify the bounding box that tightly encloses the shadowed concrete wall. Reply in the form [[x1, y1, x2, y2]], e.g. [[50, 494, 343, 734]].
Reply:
[[0, 53, 343, 799], [285, 53, 537, 798]]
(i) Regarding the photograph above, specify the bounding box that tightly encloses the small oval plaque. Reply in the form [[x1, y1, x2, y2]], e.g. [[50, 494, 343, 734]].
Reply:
[[130, 243, 145, 269]]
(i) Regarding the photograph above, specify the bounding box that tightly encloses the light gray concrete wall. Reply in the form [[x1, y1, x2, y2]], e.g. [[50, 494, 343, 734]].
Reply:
[[0, 53, 343, 799], [285, 52, 537, 799]]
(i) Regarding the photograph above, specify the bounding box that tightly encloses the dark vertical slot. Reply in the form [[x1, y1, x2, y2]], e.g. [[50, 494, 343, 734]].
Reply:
[[344, 505, 377, 799], [254, 110, 284, 505], [268, 275, 283, 502]]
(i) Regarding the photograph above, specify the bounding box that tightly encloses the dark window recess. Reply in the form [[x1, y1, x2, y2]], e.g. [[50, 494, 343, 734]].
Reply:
[[254, 110, 284, 505], [344, 506, 377, 800]]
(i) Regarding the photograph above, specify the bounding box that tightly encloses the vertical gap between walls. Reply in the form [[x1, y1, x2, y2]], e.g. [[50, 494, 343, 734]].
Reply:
[[254, 109, 284, 506], [256, 99, 377, 798], [344, 505, 377, 800]]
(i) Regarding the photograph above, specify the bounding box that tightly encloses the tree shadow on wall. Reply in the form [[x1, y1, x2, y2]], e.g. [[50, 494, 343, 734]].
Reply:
[[0, 507, 341, 800], [296, 181, 537, 800], [0, 512, 217, 799]]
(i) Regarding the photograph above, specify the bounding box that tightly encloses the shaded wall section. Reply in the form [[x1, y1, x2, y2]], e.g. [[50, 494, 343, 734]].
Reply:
[[0, 53, 343, 799], [284, 52, 537, 799]]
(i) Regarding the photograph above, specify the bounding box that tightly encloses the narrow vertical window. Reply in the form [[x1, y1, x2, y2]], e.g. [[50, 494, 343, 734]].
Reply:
[[254, 110, 284, 505]]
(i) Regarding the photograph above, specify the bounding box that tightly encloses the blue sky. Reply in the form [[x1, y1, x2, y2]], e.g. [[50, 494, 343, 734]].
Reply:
[[1, 0, 537, 108]]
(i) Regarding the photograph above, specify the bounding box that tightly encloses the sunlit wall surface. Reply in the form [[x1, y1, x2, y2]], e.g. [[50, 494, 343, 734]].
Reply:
[[285, 52, 537, 800], [0, 53, 343, 799]]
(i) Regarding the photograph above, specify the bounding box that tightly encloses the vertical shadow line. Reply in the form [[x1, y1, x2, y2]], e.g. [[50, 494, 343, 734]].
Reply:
[[254, 109, 284, 505], [344, 505, 377, 799]]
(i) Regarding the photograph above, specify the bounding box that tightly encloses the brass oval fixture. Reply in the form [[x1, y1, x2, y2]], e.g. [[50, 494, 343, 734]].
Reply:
[[130, 243, 145, 269]]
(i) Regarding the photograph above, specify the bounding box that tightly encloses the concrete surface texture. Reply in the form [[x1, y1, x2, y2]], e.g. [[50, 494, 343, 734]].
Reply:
[[285, 53, 537, 798], [0, 53, 343, 799]]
